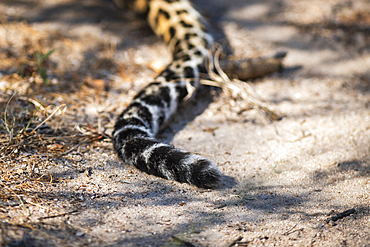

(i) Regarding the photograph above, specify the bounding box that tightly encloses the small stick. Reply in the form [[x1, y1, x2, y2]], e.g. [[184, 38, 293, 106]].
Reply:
[[56, 137, 89, 156], [310, 208, 356, 246], [326, 208, 356, 223], [38, 210, 80, 220]]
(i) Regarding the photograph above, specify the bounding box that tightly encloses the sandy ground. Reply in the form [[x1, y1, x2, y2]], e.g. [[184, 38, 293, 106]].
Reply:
[[0, 0, 369, 246]]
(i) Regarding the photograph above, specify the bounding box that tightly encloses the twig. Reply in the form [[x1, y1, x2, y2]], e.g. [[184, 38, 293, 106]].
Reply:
[[310, 208, 356, 246], [283, 223, 298, 235], [326, 208, 356, 223], [38, 210, 80, 220], [56, 137, 89, 156]]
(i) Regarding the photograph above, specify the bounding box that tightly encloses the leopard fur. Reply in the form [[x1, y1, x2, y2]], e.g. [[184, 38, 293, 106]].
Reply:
[[112, 0, 222, 188]]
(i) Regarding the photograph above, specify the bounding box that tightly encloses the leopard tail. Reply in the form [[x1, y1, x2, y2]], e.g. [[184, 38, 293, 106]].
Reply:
[[113, 0, 222, 188]]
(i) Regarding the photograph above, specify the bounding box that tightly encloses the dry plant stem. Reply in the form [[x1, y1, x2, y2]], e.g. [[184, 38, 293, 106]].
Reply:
[[202, 46, 309, 143], [57, 137, 89, 156], [35, 173, 53, 183], [24, 100, 43, 132], [11, 192, 30, 217], [30, 104, 67, 134], [27, 201, 60, 215], [21, 97, 46, 112], [38, 210, 80, 221]]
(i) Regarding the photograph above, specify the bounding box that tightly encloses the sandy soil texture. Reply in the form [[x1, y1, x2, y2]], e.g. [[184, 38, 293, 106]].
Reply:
[[0, 0, 369, 246]]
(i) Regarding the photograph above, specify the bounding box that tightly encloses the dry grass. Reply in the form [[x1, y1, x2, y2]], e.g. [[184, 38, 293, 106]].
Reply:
[[0, 89, 113, 245], [0, 20, 118, 245]]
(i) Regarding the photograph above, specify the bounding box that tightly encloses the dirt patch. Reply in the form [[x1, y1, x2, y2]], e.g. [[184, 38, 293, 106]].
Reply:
[[1, 0, 369, 246]]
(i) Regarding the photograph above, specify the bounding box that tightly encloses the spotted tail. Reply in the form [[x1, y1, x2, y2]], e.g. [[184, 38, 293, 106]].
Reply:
[[113, 0, 222, 188]]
